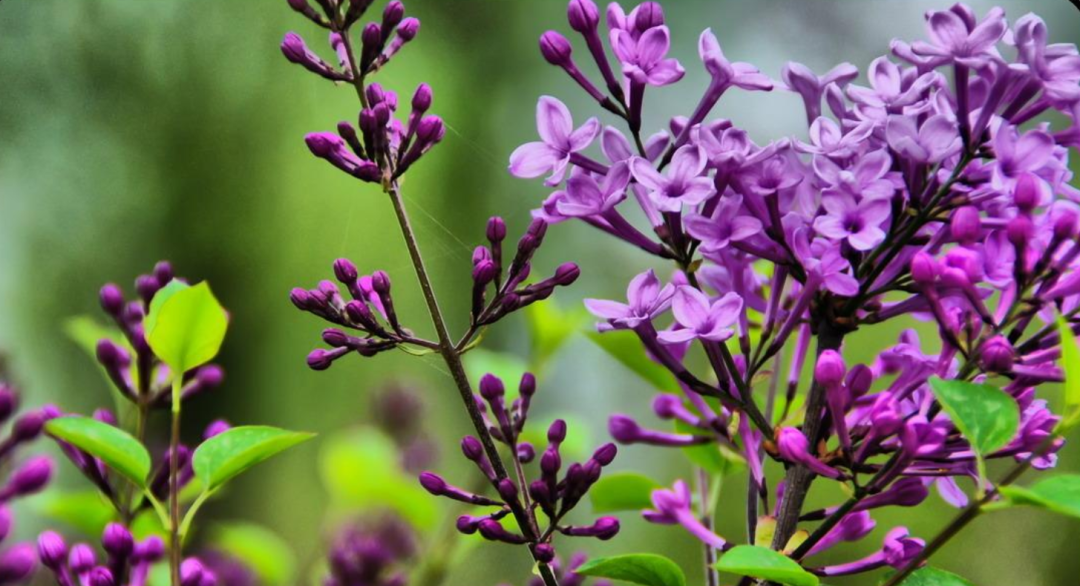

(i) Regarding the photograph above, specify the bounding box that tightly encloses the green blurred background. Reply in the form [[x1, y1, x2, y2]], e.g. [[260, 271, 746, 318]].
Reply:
[[2, 1, 1079, 585]]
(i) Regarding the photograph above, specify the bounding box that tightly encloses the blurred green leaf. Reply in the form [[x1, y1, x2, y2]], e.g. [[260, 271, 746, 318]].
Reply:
[[146, 281, 228, 374], [525, 300, 585, 371], [131, 508, 168, 541], [64, 315, 128, 357], [674, 420, 745, 476], [1056, 315, 1080, 431], [463, 349, 528, 398], [590, 472, 660, 513], [212, 522, 297, 586], [586, 330, 678, 391], [879, 567, 973, 585], [34, 489, 116, 536], [46, 416, 150, 488], [715, 545, 818, 586], [319, 427, 438, 530], [575, 553, 686, 586], [1000, 474, 1080, 519], [193, 425, 314, 492], [928, 377, 1019, 458]]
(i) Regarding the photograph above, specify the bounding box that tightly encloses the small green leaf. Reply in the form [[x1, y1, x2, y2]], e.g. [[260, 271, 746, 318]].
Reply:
[[575, 553, 686, 586], [928, 377, 1019, 456], [46, 416, 151, 488], [192, 426, 314, 492], [1056, 315, 1080, 431], [212, 523, 297, 586], [715, 545, 819, 586], [587, 330, 678, 391], [1000, 474, 1080, 519], [879, 566, 974, 585], [589, 472, 660, 513], [146, 282, 228, 374], [143, 280, 190, 337]]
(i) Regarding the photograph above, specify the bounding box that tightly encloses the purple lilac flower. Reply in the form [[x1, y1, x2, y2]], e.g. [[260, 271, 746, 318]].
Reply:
[[630, 146, 714, 212], [509, 96, 600, 186], [658, 287, 742, 344], [584, 269, 674, 331]]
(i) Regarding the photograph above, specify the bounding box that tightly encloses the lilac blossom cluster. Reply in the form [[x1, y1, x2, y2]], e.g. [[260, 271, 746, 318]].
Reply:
[[36, 525, 167, 586], [510, 0, 1080, 580], [325, 516, 415, 586], [420, 373, 619, 556], [0, 375, 51, 586]]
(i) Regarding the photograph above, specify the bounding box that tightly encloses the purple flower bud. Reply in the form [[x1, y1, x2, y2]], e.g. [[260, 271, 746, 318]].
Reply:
[[361, 22, 383, 50], [287, 0, 311, 12], [13, 411, 45, 441], [539, 31, 573, 66], [777, 427, 842, 479], [608, 415, 640, 443], [846, 364, 873, 398], [69, 544, 97, 574], [102, 523, 134, 558], [632, 2, 664, 31], [416, 115, 445, 144], [477, 519, 527, 544], [519, 373, 536, 397], [411, 83, 433, 113], [497, 478, 518, 501], [88, 567, 115, 586], [0, 544, 35, 583], [93, 408, 117, 426], [195, 364, 225, 388], [950, 206, 981, 243], [333, 259, 359, 283], [1055, 209, 1079, 240], [8, 456, 52, 496], [37, 531, 67, 569], [461, 436, 484, 461], [397, 17, 420, 41], [541, 449, 561, 477], [180, 559, 209, 586], [981, 335, 1015, 373], [382, 1, 405, 31], [307, 348, 337, 371], [456, 515, 481, 534], [0, 508, 9, 542], [517, 442, 536, 463], [153, 261, 173, 286], [95, 340, 128, 369], [472, 260, 497, 285], [289, 288, 312, 310], [99, 284, 125, 316], [567, 0, 600, 32], [534, 543, 556, 564], [592, 442, 617, 466], [371, 270, 391, 296], [548, 419, 567, 443], [1007, 214, 1035, 247], [486, 217, 507, 244], [910, 252, 939, 286], [1013, 173, 1041, 212], [553, 262, 581, 286], [323, 328, 351, 348], [134, 537, 165, 562], [203, 419, 231, 440], [814, 350, 846, 387], [479, 374, 505, 400], [0, 389, 15, 423], [418, 472, 447, 495]]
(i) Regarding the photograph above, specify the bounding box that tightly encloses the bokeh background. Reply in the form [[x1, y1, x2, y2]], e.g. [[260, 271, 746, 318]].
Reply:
[[2, 1, 1079, 585]]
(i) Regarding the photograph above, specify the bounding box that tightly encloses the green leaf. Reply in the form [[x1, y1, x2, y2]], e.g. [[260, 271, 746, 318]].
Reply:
[[192, 426, 314, 492], [574, 553, 686, 586], [146, 281, 228, 374], [928, 377, 1019, 457], [319, 428, 439, 530], [586, 330, 678, 391], [46, 416, 151, 488], [525, 301, 585, 371], [715, 545, 819, 586], [143, 279, 190, 336], [589, 472, 660, 513], [1057, 315, 1080, 431], [211, 523, 296, 586], [34, 490, 117, 536], [879, 566, 974, 585], [999, 474, 1080, 519]]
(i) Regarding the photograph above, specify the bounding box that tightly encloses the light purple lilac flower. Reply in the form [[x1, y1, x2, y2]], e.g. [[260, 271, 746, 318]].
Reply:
[[509, 96, 600, 186]]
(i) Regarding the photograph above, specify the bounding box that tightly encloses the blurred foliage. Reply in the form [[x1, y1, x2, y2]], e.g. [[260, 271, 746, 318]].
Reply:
[[2, 1, 1080, 585]]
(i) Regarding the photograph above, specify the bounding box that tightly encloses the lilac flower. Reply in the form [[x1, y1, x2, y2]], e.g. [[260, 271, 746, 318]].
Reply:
[[813, 149, 895, 202], [699, 30, 773, 92], [885, 114, 961, 163], [1012, 14, 1080, 105], [630, 146, 714, 212], [610, 26, 684, 87], [554, 163, 631, 217], [814, 192, 891, 251], [795, 117, 874, 159], [657, 287, 742, 344], [643, 481, 726, 549], [846, 56, 942, 119], [792, 231, 860, 296], [990, 126, 1056, 192], [683, 194, 762, 253], [781, 61, 858, 123], [509, 96, 600, 186], [912, 5, 1007, 67], [585, 269, 674, 331], [814, 527, 925, 576]]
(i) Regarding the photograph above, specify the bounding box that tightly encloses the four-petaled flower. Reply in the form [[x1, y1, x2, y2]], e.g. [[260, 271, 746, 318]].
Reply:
[[509, 96, 600, 186], [585, 269, 675, 331], [611, 26, 685, 87], [814, 192, 892, 251], [683, 194, 762, 253], [658, 286, 742, 344], [630, 146, 715, 212], [555, 163, 631, 218]]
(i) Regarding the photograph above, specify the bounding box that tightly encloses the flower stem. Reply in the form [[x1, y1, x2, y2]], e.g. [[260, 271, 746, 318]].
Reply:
[[169, 377, 182, 586], [384, 182, 560, 586]]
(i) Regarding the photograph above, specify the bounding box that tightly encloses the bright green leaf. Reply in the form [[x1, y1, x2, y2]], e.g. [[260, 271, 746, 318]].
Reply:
[[575, 553, 686, 586], [880, 566, 974, 585], [143, 279, 190, 337], [146, 282, 228, 374], [34, 489, 117, 536], [1000, 474, 1080, 519], [587, 330, 678, 391], [928, 377, 1020, 457], [320, 428, 439, 530], [1056, 316, 1080, 431], [589, 472, 660, 513], [46, 416, 151, 488], [212, 523, 297, 586], [715, 545, 819, 586], [193, 426, 314, 492]]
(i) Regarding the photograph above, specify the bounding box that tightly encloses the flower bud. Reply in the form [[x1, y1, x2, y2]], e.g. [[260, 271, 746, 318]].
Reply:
[[0, 544, 35, 583], [306, 349, 336, 371], [411, 83, 433, 113], [88, 567, 115, 586], [13, 411, 45, 441], [472, 260, 497, 285], [1006, 214, 1035, 247], [382, 1, 405, 31], [1013, 173, 1041, 212], [517, 442, 536, 463], [541, 449, 561, 476], [554, 262, 581, 286], [456, 515, 481, 534], [534, 543, 556, 563], [608, 415, 640, 443], [195, 364, 225, 389], [289, 288, 312, 310], [153, 261, 174, 286], [333, 259, 358, 283], [180, 559, 209, 586], [0, 508, 9, 542], [632, 2, 664, 31], [461, 436, 484, 460], [397, 17, 420, 41], [69, 544, 97, 574], [102, 523, 134, 558], [0, 389, 15, 423], [479, 374, 505, 400], [950, 206, 980, 243], [203, 419, 231, 440], [37, 531, 67, 569], [416, 115, 445, 144], [134, 537, 165, 563], [814, 350, 846, 387], [99, 284, 125, 316], [539, 31, 573, 66], [567, 0, 600, 31], [547, 419, 568, 443], [910, 252, 939, 286], [486, 217, 507, 243], [592, 442, 617, 465], [519, 372, 537, 397], [322, 328, 351, 348], [845, 364, 873, 398], [418, 472, 447, 495], [9, 456, 52, 496], [497, 478, 518, 501], [1054, 209, 1078, 240], [361, 22, 383, 51], [981, 335, 1015, 373]]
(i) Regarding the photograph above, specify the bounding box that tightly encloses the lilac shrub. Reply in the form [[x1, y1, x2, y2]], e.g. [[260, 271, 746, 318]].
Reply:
[[281, 0, 1080, 584]]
